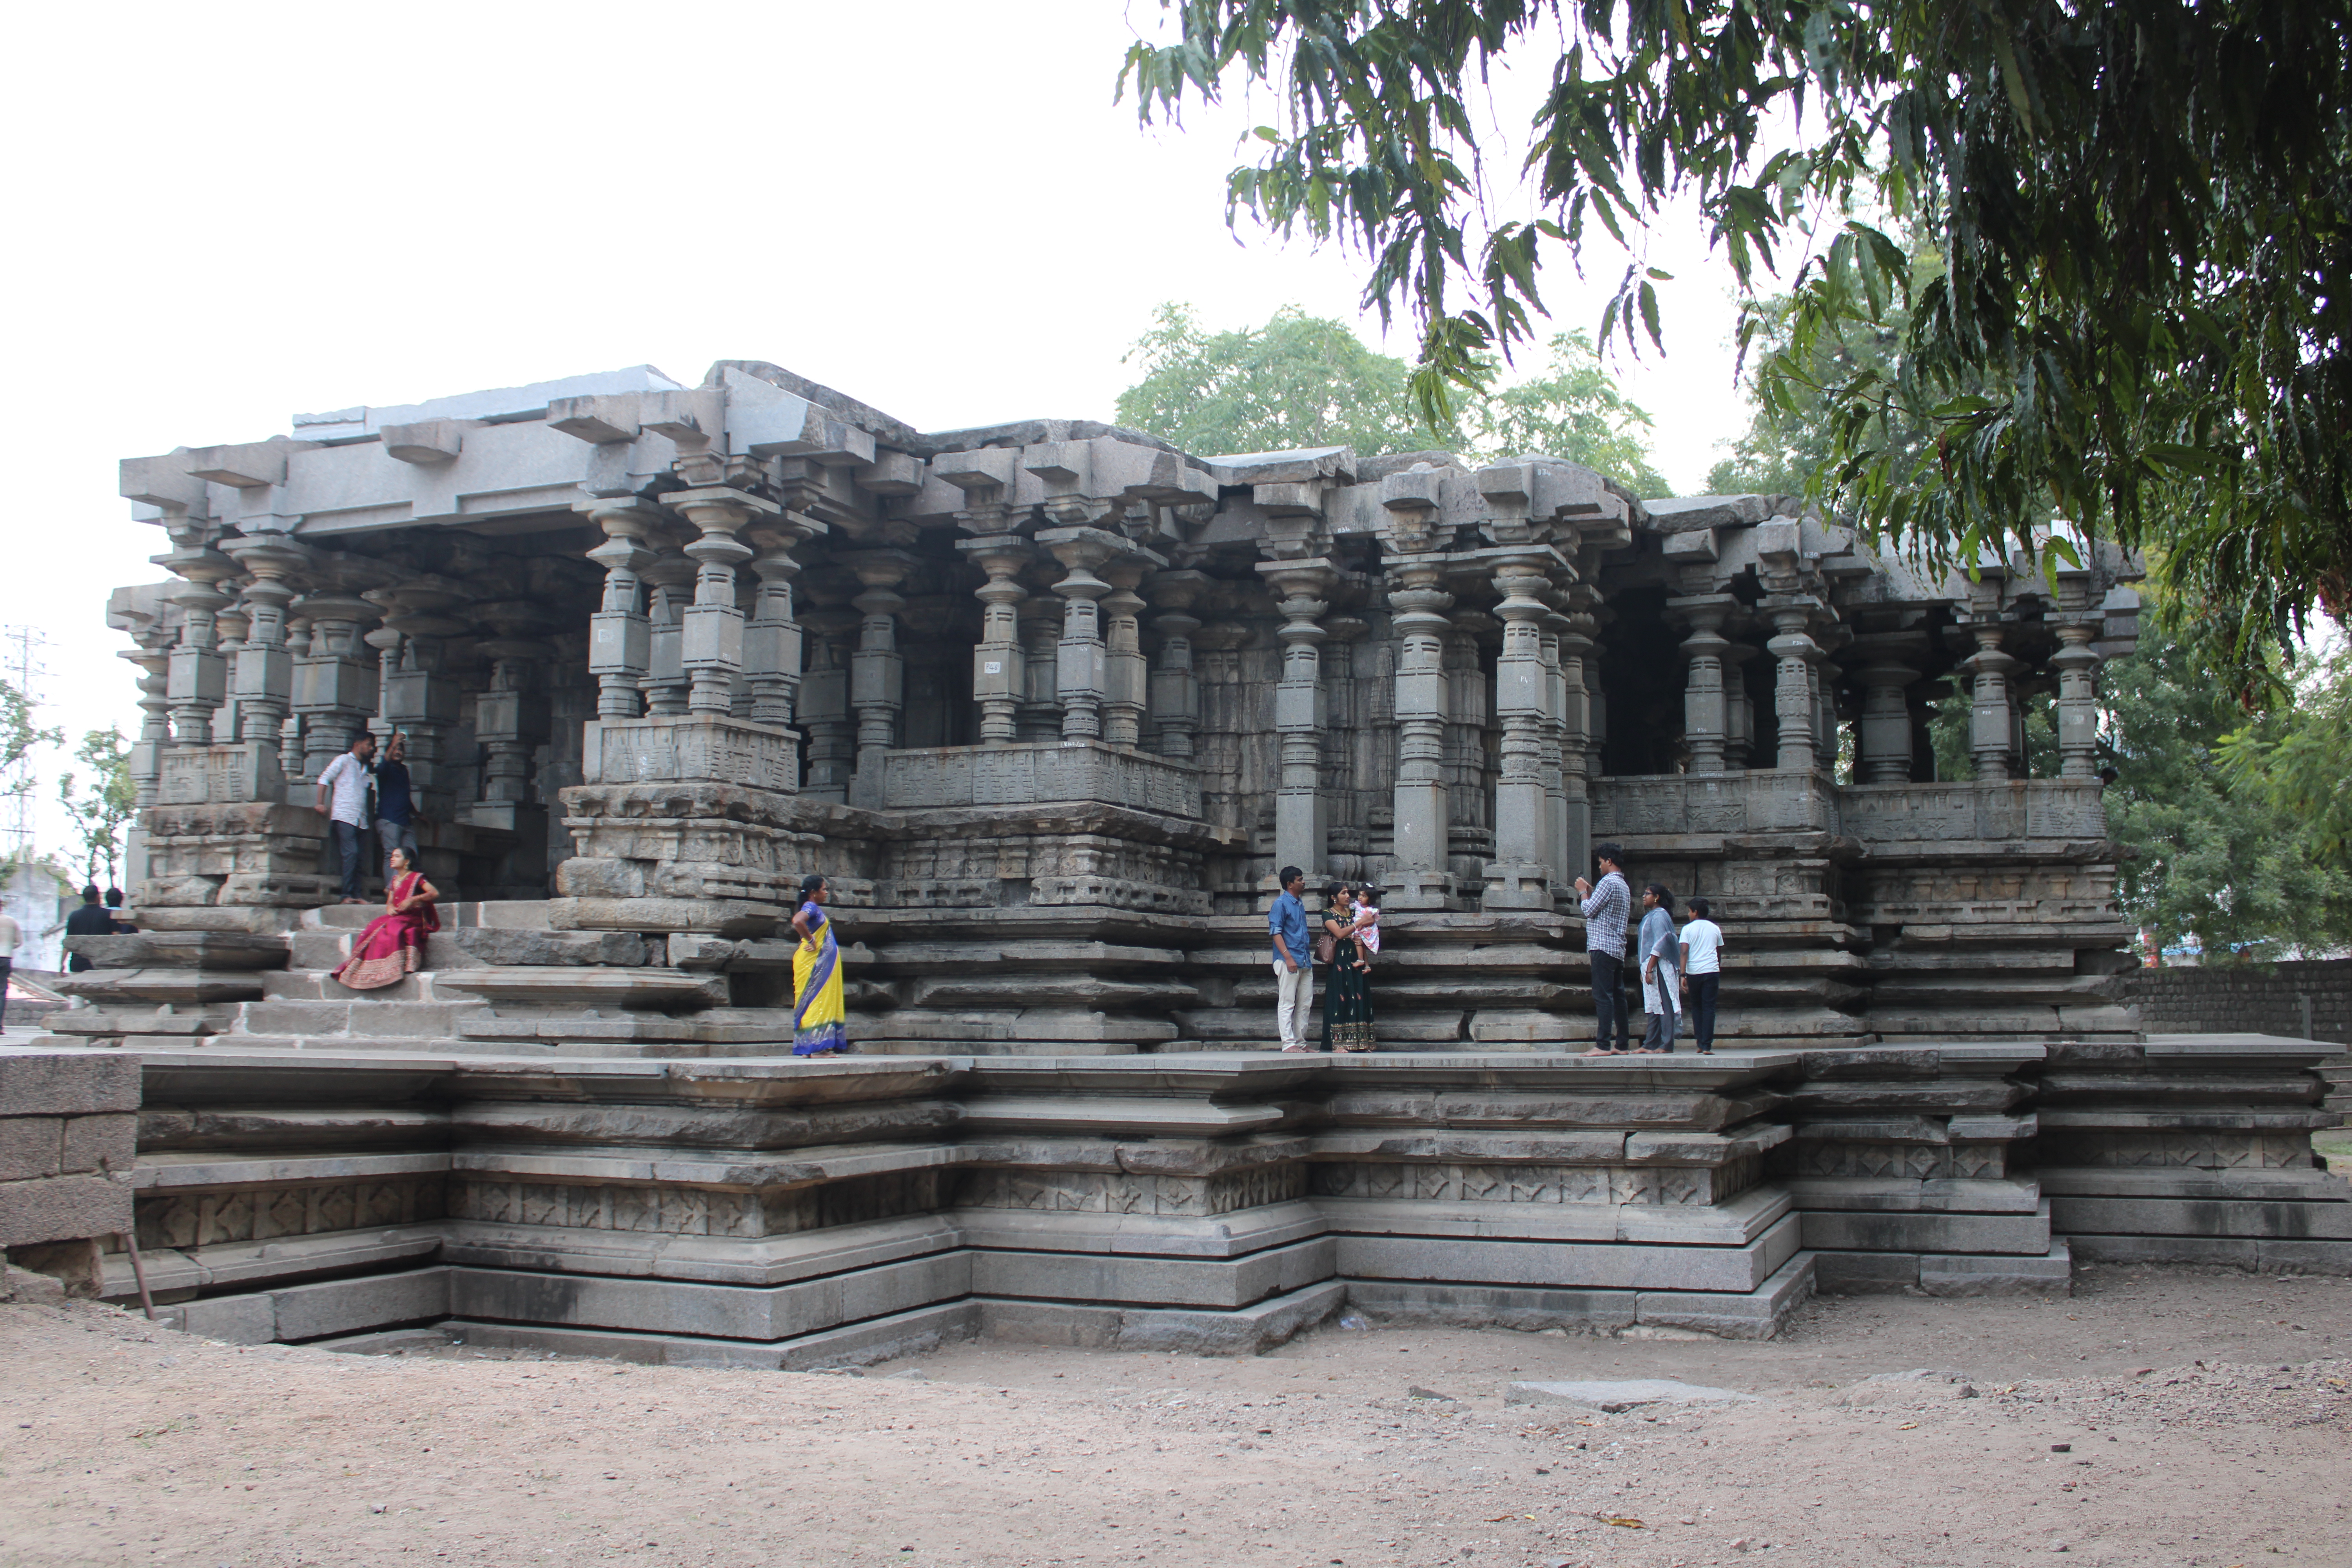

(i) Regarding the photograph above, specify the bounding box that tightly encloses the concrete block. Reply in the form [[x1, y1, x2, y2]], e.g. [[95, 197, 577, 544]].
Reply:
[[0, 1116, 62, 1180], [176, 1291, 278, 1345], [0, 1173, 133, 1247], [60, 1114, 136, 1174], [1343, 1280, 1639, 1332], [0, 1052, 140, 1116], [1813, 1250, 1920, 1294], [1918, 1241, 2073, 1297], [272, 1267, 451, 1341], [977, 1279, 1343, 1356]]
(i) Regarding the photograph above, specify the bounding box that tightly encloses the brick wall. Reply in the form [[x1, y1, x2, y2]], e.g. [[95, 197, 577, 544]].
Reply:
[[0, 1051, 138, 1299], [2124, 959, 2352, 1044]]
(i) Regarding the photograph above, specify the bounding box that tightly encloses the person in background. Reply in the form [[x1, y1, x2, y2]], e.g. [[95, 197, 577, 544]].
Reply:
[[103, 887, 136, 933], [1575, 843, 1633, 1056], [1637, 882, 1680, 1054], [1679, 897, 1724, 1054], [1269, 865, 1314, 1053], [789, 873, 848, 1057], [1319, 882, 1376, 1053], [0, 903, 20, 1028], [63, 886, 113, 973], [374, 730, 419, 886], [314, 731, 377, 904]]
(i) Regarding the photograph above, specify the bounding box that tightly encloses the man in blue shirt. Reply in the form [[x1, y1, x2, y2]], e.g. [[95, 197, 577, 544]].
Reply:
[[374, 730, 419, 884], [1268, 864, 1314, 1052]]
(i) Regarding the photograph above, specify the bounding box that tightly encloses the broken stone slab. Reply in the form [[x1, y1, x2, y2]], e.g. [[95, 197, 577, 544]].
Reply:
[[446, 928, 653, 968], [432, 967, 728, 1011], [1504, 1378, 1759, 1413], [52, 969, 274, 1005], [62, 931, 290, 970]]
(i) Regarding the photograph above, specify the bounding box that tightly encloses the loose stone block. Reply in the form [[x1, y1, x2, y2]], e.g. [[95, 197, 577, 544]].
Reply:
[[1505, 1378, 1757, 1412], [0, 1117, 63, 1181], [59, 1114, 136, 1175], [0, 1173, 134, 1247], [0, 1053, 140, 1117]]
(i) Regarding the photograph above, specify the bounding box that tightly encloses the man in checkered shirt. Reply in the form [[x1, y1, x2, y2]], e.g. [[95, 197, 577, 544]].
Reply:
[[1575, 842, 1632, 1054]]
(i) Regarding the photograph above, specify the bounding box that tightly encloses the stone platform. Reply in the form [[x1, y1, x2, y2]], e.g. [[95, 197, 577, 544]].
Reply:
[[19, 1032, 2337, 1365]]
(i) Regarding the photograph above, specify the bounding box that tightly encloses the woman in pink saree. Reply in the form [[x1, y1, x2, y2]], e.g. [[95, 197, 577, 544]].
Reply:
[[332, 846, 439, 990]]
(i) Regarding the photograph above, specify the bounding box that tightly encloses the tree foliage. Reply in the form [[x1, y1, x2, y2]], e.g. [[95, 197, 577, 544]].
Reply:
[[0, 676, 60, 778], [57, 728, 136, 890], [1120, 1, 2352, 690], [1116, 303, 1671, 493]]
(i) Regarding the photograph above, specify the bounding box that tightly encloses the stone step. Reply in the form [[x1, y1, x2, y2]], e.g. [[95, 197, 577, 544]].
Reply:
[[224, 998, 484, 1039]]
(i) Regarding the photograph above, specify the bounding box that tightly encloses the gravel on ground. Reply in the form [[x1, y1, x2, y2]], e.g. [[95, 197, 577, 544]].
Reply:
[[2, 1264, 2347, 1568]]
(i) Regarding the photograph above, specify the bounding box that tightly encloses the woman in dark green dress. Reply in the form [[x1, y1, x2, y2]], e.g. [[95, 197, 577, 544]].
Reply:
[[1319, 882, 1375, 1053]]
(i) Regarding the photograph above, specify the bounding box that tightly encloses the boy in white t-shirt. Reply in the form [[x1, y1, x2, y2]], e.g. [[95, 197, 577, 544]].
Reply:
[[1679, 897, 1724, 1054]]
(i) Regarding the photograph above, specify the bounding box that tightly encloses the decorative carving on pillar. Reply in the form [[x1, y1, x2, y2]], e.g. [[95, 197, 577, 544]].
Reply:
[[743, 519, 817, 739], [1443, 613, 1496, 871], [1722, 637, 1758, 769], [1851, 633, 1926, 784], [1257, 556, 1339, 880], [156, 534, 237, 746], [1015, 588, 1064, 742], [666, 486, 772, 717], [1143, 569, 1209, 760], [1964, 623, 2022, 782], [1766, 601, 1824, 771], [1670, 595, 1737, 775], [956, 536, 1031, 747], [1040, 527, 1167, 743], [640, 545, 694, 718], [581, 499, 662, 721], [367, 575, 472, 826], [797, 604, 858, 802], [121, 617, 173, 811], [221, 535, 308, 769], [1483, 558, 1555, 910], [1554, 589, 1599, 889], [840, 548, 915, 808], [291, 590, 381, 783], [1100, 560, 1149, 749]]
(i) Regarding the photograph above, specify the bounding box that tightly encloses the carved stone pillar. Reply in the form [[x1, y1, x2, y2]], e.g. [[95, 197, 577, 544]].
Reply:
[[1555, 593, 1598, 887], [841, 548, 915, 808], [292, 593, 381, 782], [1964, 624, 2021, 782], [1042, 528, 1118, 742], [955, 535, 1030, 746], [1144, 569, 1209, 760], [122, 621, 173, 811], [1852, 635, 1924, 784], [1384, 555, 1455, 909], [157, 536, 237, 746], [743, 520, 815, 740], [2053, 621, 2103, 780], [221, 536, 307, 770], [1670, 595, 1736, 775], [640, 547, 694, 718], [1258, 557, 1339, 880], [1722, 638, 1757, 769], [581, 499, 661, 721], [1015, 591, 1063, 742], [668, 486, 771, 716], [369, 578, 470, 826], [1444, 616, 1495, 871], [1538, 606, 1571, 897], [798, 606, 858, 802], [1100, 560, 1149, 749], [1766, 601, 1822, 771], [1483, 559, 1553, 910]]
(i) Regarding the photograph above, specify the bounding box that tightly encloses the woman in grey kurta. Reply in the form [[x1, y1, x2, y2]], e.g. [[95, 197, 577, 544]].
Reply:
[[1637, 882, 1680, 1053]]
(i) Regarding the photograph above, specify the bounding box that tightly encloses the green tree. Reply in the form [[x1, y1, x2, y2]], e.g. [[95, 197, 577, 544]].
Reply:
[[2101, 608, 2352, 961], [1117, 305, 1671, 491], [1116, 302, 1439, 457], [57, 728, 137, 889], [1121, 2, 2351, 688], [0, 676, 61, 777]]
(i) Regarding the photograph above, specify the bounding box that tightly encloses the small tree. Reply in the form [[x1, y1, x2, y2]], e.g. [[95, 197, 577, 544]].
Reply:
[[0, 676, 61, 777], [56, 728, 136, 890]]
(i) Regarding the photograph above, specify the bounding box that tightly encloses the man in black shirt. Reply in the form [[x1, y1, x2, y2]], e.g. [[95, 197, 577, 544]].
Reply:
[[62, 886, 114, 972], [374, 731, 419, 884]]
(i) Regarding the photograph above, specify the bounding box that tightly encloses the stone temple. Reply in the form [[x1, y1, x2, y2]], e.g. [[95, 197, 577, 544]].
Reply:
[[13, 359, 2336, 1361]]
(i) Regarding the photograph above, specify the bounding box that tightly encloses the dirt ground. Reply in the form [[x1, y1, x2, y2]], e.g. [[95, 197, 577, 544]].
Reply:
[[3, 1266, 2348, 1568]]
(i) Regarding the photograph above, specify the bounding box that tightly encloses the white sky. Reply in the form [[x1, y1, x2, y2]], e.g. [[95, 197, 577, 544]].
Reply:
[[0, 0, 1765, 870]]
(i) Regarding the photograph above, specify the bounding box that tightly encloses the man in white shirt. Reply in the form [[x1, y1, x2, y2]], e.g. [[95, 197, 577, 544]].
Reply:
[[1679, 897, 1725, 1054], [314, 731, 377, 903], [0, 907, 20, 1029]]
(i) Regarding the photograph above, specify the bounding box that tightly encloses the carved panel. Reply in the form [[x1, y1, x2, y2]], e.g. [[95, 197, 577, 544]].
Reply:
[[2036, 1131, 2313, 1170], [1310, 1159, 1755, 1207], [955, 1165, 1305, 1216], [445, 1169, 944, 1236], [136, 1177, 446, 1251]]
